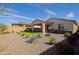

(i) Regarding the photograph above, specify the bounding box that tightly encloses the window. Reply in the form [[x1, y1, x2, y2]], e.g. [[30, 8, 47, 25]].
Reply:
[[58, 23, 64, 30]]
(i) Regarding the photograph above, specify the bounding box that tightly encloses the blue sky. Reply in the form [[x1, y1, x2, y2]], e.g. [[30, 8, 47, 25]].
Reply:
[[0, 3, 79, 25]]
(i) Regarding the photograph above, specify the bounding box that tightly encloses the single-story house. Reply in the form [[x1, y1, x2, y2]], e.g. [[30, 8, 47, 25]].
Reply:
[[6, 18, 78, 34], [32, 18, 78, 34]]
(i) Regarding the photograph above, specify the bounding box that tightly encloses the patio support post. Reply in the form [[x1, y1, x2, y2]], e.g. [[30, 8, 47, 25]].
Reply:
[[32, 24, 34, 32], [42, 23, 45, 34]]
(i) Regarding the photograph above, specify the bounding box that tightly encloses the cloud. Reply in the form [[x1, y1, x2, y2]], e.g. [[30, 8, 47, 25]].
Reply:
[[5, 8, 18, 13], [0, 12, 34, 21], [0, 7, 18, 15], [0, 7, 34, 21], [0, 7, 6, 13], [45, 9, 56, 17], [8, 13, 34, 20], [0, 12, 33, 24], [65, 12, 74, 19]]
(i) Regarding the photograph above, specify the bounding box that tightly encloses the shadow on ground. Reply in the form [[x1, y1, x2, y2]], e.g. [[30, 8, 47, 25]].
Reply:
[[39, 32, 79, 55]]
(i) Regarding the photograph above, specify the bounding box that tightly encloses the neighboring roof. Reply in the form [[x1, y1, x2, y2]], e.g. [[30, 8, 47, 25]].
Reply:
[[12, 22, 31, 25], [47, 18, 78, 25]]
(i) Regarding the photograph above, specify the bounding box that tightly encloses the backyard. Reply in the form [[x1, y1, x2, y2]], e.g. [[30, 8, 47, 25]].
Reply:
[[0, 23, 77, 55], [0, 31, 68, 55]]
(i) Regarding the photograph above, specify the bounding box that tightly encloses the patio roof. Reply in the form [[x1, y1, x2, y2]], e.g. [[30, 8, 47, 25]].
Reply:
[[32, 19, 46, 25]]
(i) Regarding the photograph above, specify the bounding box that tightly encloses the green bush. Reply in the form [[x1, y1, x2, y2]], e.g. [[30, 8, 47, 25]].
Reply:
[[21, 34, 24, 36], [36, 34, 42, 38], [24, 35, 29, 38], [49, 38, 58, 45], [45, 33, 51, 36], [28, 35, 38, 43], [56, 43, 74, 55], [0, 31, 4, 34], [64, 32, 72, 37]]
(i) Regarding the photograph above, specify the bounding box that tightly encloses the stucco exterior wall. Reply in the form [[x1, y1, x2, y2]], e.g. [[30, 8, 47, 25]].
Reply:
[[47, 19, 74, 31], [73, 24, 78, 33], [12, 26, 26, 32], [6, 24, 32, 33], [5, 26, 13, 32]]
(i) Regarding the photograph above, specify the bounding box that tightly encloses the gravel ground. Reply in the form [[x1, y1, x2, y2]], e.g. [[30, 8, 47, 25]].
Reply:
[[0, 33, 66, 55]]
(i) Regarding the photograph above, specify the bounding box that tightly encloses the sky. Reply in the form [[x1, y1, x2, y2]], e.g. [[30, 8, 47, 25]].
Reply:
[[0, 3, 79, 25]]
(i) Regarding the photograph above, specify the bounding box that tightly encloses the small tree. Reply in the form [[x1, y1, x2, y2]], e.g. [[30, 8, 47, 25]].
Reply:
[[0, 23, 7, 34]]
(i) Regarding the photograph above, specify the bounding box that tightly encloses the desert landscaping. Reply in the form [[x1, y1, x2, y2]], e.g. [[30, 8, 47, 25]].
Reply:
[[0, 32, 67, 55]]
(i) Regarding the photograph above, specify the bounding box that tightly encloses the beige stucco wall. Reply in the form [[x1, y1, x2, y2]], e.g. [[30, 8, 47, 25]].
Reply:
[[12, 26, 27, 32], [5, 26, 13, 32], [47, 19, 77, 33], [5, 25, 32, 33], [72, 24, 78, 34]]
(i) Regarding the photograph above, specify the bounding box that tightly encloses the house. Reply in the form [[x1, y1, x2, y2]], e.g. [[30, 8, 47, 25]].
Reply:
[[6, 22, 32, 33], [32, 18, 78, 34], [6, 18, 78, 34]]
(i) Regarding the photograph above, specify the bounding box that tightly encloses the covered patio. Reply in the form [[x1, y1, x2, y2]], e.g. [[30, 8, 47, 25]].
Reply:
[[32, 20, 47, 34]]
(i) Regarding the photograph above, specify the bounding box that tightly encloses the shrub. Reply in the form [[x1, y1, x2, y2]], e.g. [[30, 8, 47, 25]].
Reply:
[[64, 32, 72, 37], [24, 35, 29, 38], [45, 33, 51, 36], [0, 31, 4, 34], [0, 23, 7, 34], [56, 43, 74, 55], [28, 35, 38, 43], [21, 34, 24, 36], [36, 34, 42, 38], [49, 38, 58, 45], [0, 23, 7, 31]]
